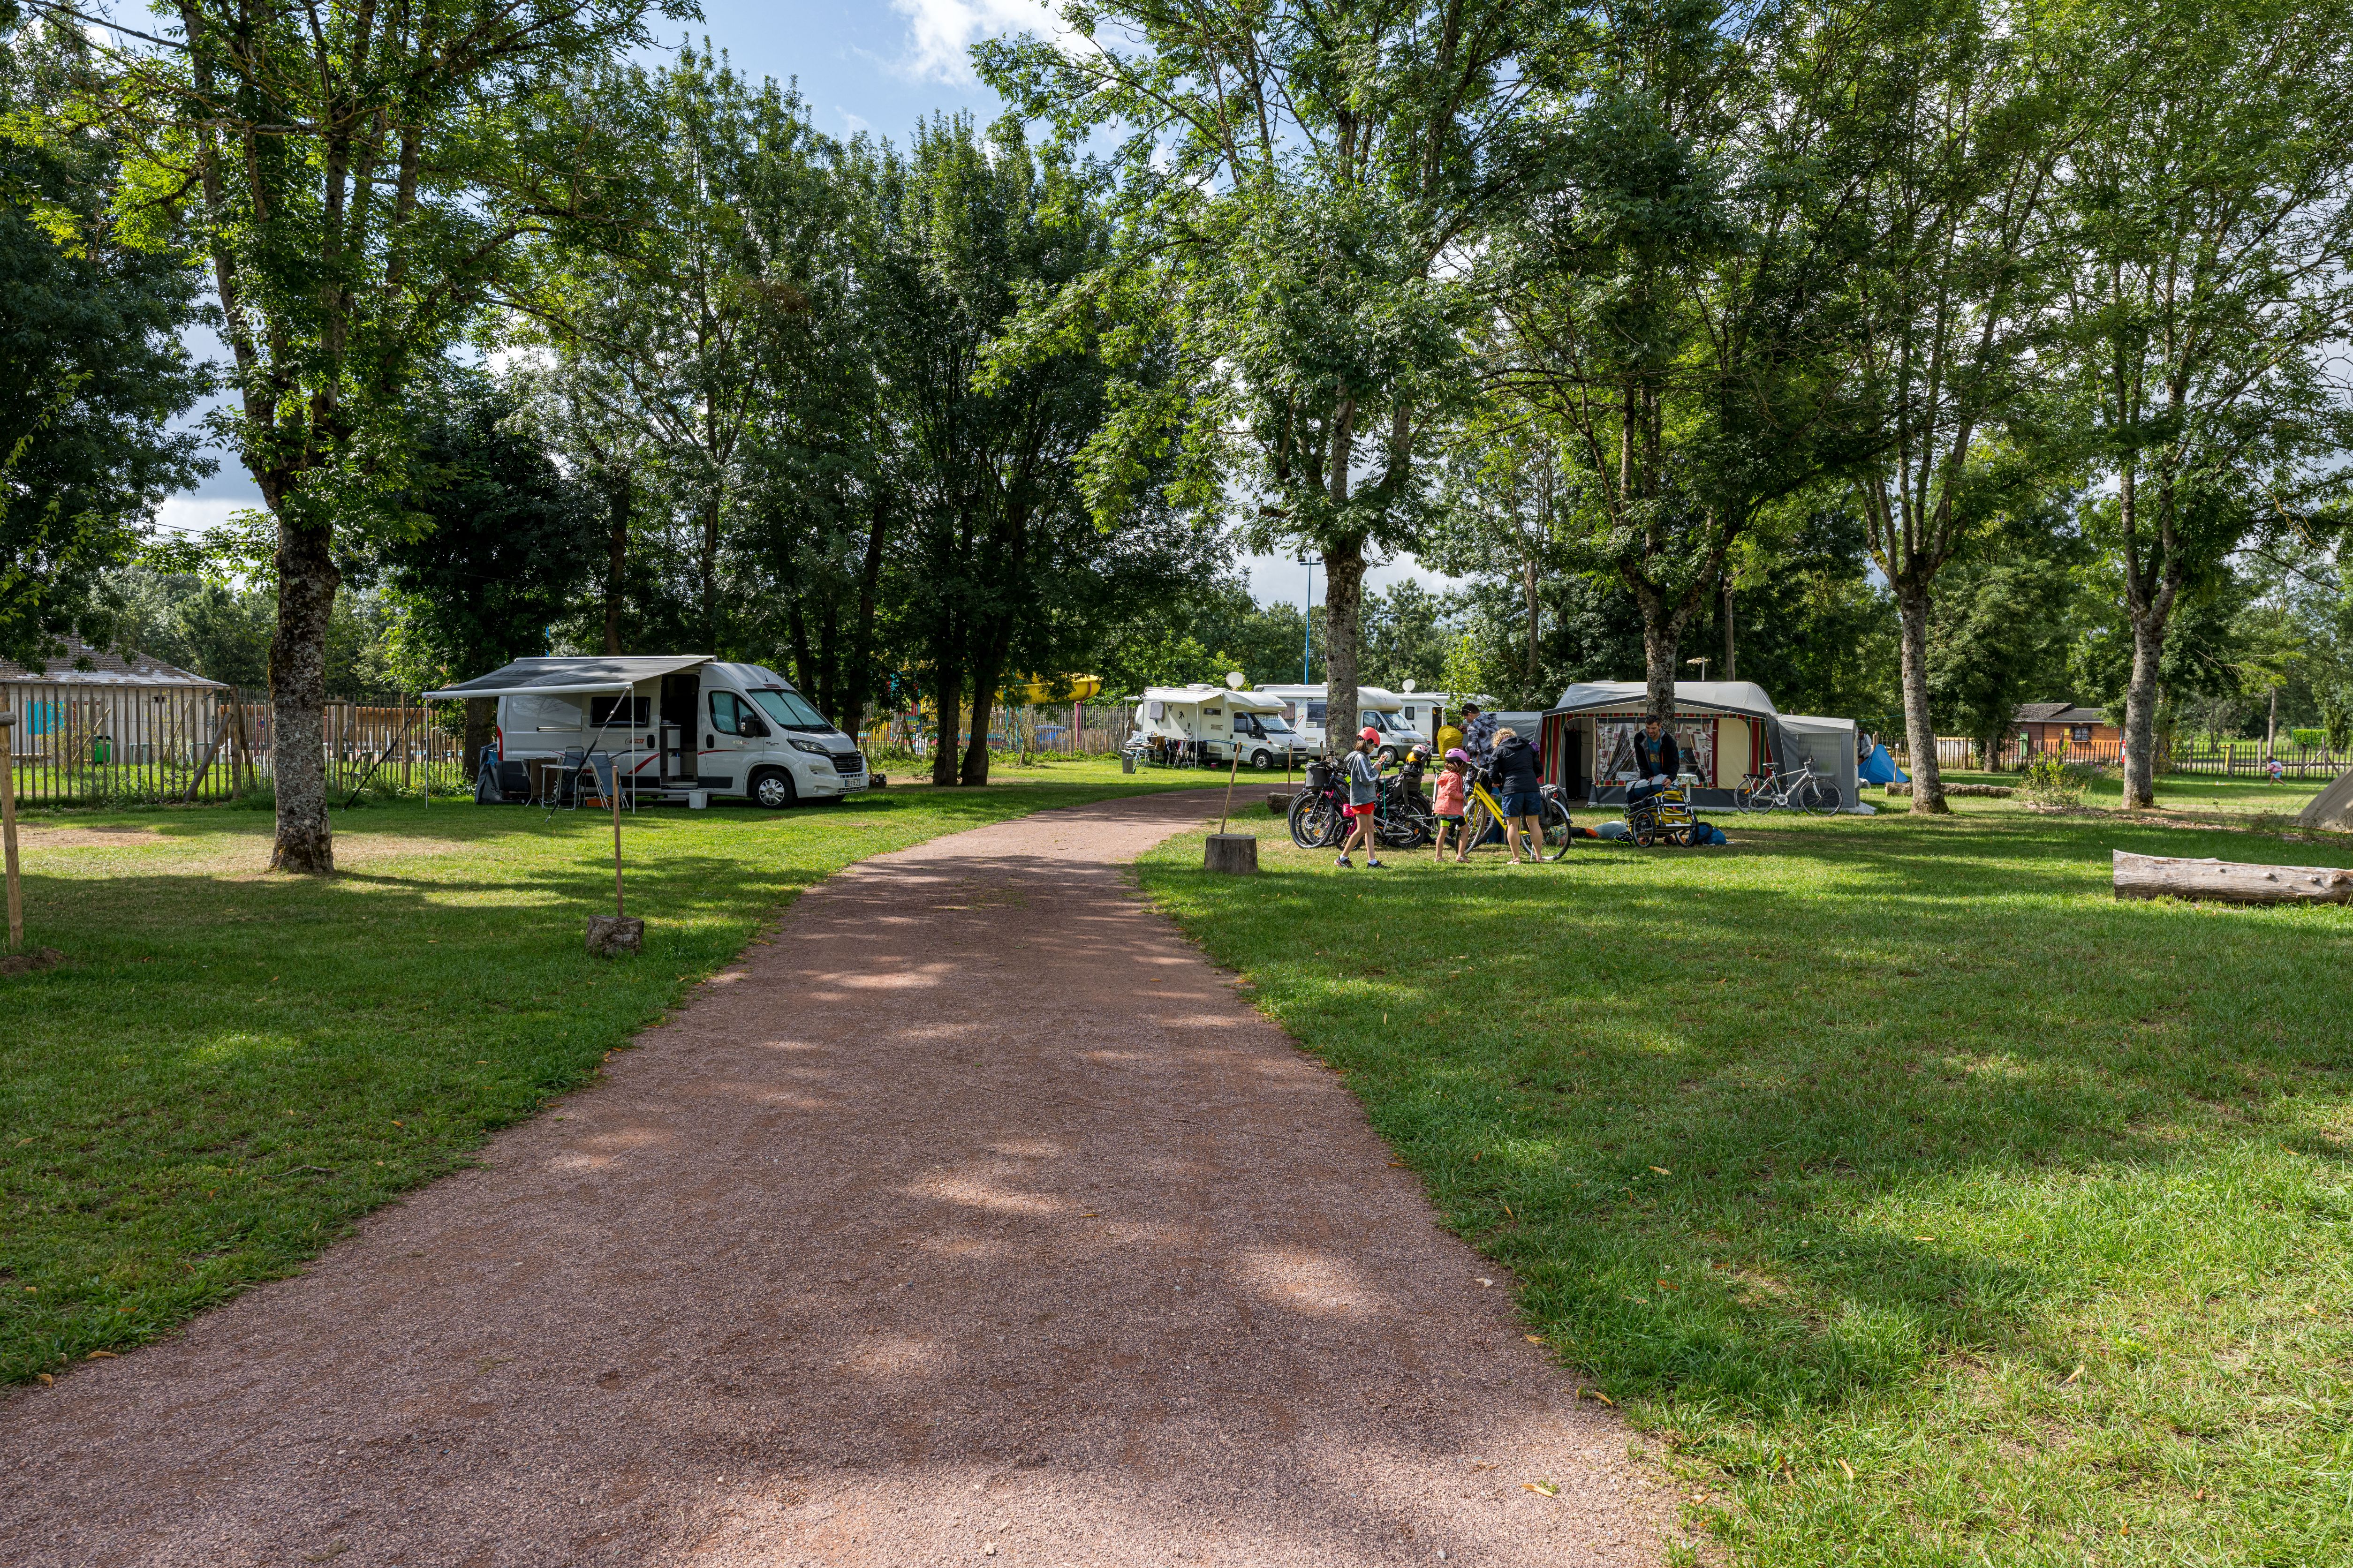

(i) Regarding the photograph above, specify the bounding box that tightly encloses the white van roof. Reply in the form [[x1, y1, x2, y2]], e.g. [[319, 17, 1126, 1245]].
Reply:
[[424, 655, 711, 700], [1252, 683, 1406, 711], [1139, 684, 1284, 711]]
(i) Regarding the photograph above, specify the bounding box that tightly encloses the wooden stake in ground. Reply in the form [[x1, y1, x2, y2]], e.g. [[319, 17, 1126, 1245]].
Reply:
[[611, 762, 627, 918], [0, 710, 21, 950]]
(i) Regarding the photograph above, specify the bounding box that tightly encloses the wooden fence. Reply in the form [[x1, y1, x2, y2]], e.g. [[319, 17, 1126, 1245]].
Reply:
[[1923, 734, 2352, 778], [870, 698, 1138, 758], [0, 682, 465, 806]]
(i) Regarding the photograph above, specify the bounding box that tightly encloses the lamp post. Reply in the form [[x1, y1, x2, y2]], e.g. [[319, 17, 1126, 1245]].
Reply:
[[1297, 551, 1318, 683], [1687, 656, 1710, 682]]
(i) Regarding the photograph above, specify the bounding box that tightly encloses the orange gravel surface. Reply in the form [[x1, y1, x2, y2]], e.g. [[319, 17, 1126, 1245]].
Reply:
[[0, 789, 1671, 1567]]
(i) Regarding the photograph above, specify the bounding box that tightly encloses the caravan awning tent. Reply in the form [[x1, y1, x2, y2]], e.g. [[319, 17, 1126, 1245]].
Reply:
[[1540, 680, 1866, 809], [1540, 680, 1786, 807]]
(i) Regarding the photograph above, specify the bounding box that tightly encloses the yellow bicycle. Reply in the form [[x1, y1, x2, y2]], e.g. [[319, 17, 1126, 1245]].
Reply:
[[1460, 769, 1577, 860]]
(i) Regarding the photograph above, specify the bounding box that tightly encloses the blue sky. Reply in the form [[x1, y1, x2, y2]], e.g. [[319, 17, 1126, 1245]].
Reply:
[[159, 0, 1447, 608]]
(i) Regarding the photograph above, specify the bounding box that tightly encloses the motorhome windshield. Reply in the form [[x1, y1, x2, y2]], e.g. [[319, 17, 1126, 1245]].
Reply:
[[749, 688, 832, 732]]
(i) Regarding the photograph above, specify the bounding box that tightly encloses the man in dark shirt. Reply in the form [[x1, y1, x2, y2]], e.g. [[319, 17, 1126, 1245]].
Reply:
[[1634, 718, 1680, 783], [1629, 718, 1680, 807]]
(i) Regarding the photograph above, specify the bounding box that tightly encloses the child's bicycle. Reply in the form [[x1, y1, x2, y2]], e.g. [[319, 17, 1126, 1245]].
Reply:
[[1460, 768, 1578, 860]]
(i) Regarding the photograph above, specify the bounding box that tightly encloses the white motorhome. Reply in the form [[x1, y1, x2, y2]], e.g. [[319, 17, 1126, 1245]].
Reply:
[[1129, 686, 1306, 769], [425, 655, 868, 807], [1254, 684, 1430, 760]]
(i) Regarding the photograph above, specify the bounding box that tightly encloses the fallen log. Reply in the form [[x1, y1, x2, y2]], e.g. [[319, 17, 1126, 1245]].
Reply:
[[2112, 849, 2353, 905], [1886, 780, 2013, 798]]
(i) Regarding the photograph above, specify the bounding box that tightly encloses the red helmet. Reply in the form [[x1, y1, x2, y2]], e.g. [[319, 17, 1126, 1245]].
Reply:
[[1359, 726, 1381, 743]]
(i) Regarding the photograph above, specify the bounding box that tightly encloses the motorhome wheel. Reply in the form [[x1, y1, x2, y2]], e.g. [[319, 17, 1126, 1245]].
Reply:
[[750, 768, 797, 809], [1251, 748, 1273, 770]]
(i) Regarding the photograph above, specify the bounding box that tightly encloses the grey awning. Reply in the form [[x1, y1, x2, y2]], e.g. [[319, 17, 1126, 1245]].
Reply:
[[421, 655, 712, 701]]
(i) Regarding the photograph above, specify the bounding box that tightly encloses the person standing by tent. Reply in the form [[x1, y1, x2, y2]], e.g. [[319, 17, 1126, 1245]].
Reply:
[[1460, 702, 1498, 771], [1336, 727, 1387, 869], [1491, 725, 1547, 863]]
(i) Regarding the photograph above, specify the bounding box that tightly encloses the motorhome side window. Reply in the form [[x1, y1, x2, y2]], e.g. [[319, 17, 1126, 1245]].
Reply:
[[710, 692, 745, 735], [1307, 701, 1327, 723], [590, 695, 650, 728]]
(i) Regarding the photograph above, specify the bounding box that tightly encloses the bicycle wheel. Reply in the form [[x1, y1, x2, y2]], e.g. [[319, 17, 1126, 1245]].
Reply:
[[1288, 793, 1336, 848], [1463, 796, 1499, 855], [1735, 776, 1770, 813], [1802, 778, 1842, 816], [1537, 794, 1577, 860]]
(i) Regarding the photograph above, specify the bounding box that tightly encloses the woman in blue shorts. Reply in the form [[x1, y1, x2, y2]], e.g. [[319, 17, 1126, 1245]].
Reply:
[[1489, 726, 1545, 864]]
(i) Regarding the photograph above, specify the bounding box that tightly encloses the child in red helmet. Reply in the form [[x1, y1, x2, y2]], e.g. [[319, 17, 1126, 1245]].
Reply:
[[1336, 727, 1385, 868]]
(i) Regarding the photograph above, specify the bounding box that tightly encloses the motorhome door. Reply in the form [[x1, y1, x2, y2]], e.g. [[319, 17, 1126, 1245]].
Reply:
[[660, 671, 700, 784]]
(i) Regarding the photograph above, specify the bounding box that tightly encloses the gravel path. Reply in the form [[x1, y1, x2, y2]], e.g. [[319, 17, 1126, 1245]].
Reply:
[[1, 789, 1671, 1567]]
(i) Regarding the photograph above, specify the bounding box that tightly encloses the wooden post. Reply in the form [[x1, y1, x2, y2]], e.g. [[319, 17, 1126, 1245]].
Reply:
[[0, 711, 20, 950], [611, 764, 626, 917], [401, 692, 411, 791]]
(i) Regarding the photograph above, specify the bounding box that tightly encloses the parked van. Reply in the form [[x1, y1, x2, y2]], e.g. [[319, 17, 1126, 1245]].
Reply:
[[425, 655, 868, 807], [1129, 686, 1307, 769], [1255, 684, 1430, 761]]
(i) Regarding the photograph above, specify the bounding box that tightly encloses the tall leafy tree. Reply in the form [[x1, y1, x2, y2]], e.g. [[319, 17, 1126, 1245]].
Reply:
[[2057, 0, 2353, 806], [373, 375, 599, 775], [519, 50, 838, 656], [1846, 0, 2078, 812], [1483, 0, 1884, 725], [981, 0, 1523, 746], [76, 0, 672, 870], [0, 15, 208, 666]]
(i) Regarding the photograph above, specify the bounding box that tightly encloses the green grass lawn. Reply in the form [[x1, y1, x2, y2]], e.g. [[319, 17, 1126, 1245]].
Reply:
[[1929, 766, 2343, 824], [1137, 800, 2353, 1567], [0, 776, 1211, 1383]]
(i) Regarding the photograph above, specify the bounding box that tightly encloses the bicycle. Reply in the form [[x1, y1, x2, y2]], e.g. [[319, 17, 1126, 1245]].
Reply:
[[1289, 756, 1436, 850], [1735, 758, 1842, 815], [1460, 767, 1577, 861]]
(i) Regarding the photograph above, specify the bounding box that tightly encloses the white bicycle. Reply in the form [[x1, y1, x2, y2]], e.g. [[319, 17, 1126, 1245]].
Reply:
[[1735, 759, 1841, 815]]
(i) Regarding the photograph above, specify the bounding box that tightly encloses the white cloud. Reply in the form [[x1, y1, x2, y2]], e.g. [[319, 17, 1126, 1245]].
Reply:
[[889, 0, 1061, 81], [1240, 550, 1464, 609]]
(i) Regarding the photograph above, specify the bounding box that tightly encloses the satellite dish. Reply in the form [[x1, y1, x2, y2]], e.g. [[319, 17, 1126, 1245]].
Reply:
[[1224, 670, 1246, 690], [1402, 678, 1417, 693]]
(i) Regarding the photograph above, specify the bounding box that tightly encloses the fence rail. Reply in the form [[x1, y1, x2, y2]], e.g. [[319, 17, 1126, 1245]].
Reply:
[[1921, 734, 2353, 777], [871, 697, 1139, 759], [0, 682, 466, 807]]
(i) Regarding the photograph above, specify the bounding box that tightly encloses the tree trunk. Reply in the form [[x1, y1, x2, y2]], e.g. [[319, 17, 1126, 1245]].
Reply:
[[840, 494, 891, 741], [1895, 577, 1947, 814], [1723, 576, 1736, 682], [601, 468, 630, 655], [462, 699, 496, 784], [960, 688, 995, 786], [269, 520, 339, 872], [931, 671, 961, 788], [2119, 609, 2166, 808], [787, 600, 816, 700], [1640, 612, 1678, 726], [700, 493, 720, 651], [1524, 556, 1540, 685], [1323, 543, 1366, 748], [2267, 685, 2279, 757]]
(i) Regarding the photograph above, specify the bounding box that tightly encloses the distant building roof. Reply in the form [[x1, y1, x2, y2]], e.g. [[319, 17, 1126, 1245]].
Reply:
[[0, 633, 226, 688], [2015, 702, 2107, 725]]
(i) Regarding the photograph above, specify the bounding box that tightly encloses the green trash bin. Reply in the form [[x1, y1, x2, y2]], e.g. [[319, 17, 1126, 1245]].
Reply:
[[93, 735, 112, 765]]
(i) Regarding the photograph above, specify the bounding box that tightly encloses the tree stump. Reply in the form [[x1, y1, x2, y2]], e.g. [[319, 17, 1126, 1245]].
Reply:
[[1266, 792, 1293, 814], [1204, 834, 1259, 874], [2112, 850, 2353, 905], [585, 915, 645, 956]]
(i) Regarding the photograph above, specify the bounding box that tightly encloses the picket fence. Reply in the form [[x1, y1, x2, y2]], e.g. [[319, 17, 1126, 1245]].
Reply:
[[0, 682, 465, 806], [1924, 734, 2352, 777]]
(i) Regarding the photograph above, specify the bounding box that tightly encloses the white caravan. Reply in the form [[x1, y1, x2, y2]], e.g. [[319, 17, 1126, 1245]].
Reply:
[[425, 654, 869, 808], [1130, 686, 1306, 769], [1254, 684, 1430, 760]]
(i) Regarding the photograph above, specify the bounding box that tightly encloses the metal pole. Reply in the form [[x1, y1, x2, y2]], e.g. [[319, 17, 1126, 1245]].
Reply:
[[0, 711, 21, 950]]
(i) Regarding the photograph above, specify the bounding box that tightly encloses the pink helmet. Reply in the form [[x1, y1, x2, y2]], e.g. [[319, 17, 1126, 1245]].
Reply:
[[1445, 747, 1470, 765]]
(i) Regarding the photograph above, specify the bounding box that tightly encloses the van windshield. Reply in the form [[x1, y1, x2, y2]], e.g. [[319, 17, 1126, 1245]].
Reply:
[[749, 688, 833, 732]]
